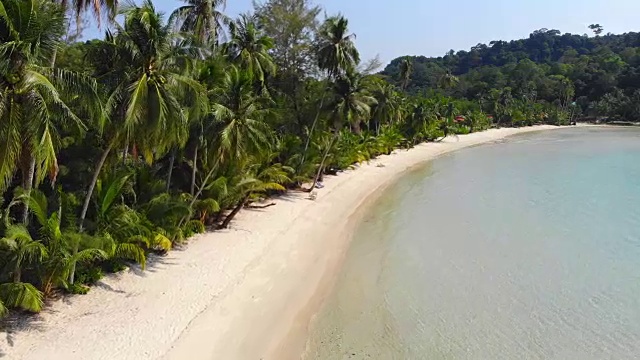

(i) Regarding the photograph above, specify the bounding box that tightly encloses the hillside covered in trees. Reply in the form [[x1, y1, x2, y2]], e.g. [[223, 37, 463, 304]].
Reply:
[[383, 27, 640, 122]]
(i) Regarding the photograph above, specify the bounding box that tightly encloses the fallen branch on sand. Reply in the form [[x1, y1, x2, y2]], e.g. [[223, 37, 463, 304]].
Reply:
[[246, 202, 276, 209]]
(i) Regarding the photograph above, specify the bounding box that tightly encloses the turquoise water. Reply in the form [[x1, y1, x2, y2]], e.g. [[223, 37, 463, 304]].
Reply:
[[304, 127, 640, 359]]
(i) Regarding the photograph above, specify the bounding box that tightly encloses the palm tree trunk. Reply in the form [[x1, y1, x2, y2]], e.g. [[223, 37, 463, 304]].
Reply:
[[21, 157, 36, 224], [166, 148, 176, 192], [50, 48, 58, 68], [122, 141, 128, 164], [68, 244, 78, 285], [13, 265, 21, 283], [298, 91, 326, 173], [305, 132, 338, 192], [190, 145, 198, 196], [79, 143, 113, 232], [219, 195, 249, 229], [179, 160, 219, 227]]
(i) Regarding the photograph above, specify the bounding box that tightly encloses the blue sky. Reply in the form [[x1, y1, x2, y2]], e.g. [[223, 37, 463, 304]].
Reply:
[[85, 0, 640, 64]]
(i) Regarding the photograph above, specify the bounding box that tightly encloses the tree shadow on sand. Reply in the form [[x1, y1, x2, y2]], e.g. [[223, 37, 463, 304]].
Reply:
[[0, 311, 47, 357]]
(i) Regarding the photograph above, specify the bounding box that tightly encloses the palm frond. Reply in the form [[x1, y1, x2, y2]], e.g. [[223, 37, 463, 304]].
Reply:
[[0, 282, 43, 313]]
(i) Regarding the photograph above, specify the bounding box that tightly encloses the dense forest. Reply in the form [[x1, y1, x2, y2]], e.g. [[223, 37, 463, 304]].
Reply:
[[383, 26, 640, 122], [0, 0, 622, 317]]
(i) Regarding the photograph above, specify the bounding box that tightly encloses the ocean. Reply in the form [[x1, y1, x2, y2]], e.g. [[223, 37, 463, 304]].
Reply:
[[304, 127, 640, 359]]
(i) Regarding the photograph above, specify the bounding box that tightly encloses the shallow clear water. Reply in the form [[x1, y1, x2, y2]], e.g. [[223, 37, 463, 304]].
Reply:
[[304, 127, 640, 359]]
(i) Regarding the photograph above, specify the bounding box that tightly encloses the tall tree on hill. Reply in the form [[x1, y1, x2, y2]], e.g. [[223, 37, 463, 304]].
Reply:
[[589, 24, 604, 36], [399, 56, 413, 90]]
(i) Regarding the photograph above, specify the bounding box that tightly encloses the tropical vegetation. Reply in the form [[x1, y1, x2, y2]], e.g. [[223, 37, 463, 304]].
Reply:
[[0, 0, 626, 317]]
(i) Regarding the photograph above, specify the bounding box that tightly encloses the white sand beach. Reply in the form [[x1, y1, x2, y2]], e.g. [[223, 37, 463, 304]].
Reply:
[[0, 125, 566, 360]]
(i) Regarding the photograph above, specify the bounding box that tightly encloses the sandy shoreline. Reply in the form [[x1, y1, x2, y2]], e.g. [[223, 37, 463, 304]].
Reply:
[[0, 125, 568, 360]]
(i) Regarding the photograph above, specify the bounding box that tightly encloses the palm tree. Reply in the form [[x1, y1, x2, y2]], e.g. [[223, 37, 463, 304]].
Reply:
[[56, 0, 119, 24], [187, 65, 273, 213], [170, 0, 230, 47], [399, 56, 413, 90], [439, 70, 459, 90], [0, 282, 44, 317], [369, 80, 402, 134], [0, 0, 100, 222], [306, 69, 376, 191], [218, 154, 292, 229], [0, 225, 47, 283], [223, 14, 276, 87], [6, 189, 107, 291], [211, 65, 273, 162], [315, 15, 360, 78], [300, 15, 360, 174], [51, 0, 119, 66], [77, 0, 207, 231]]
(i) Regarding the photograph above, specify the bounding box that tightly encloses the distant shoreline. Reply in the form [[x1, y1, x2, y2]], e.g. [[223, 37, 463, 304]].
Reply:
[[2, 125, 575, 360]]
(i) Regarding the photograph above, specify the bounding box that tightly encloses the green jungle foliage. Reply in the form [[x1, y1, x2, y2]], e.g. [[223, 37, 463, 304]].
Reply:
[[383, 27, 640, 122], [0, 0, 623, 316]]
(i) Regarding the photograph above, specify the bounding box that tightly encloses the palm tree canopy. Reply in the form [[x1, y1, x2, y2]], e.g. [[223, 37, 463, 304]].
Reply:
[[104, 0, 207, 162], [327, 69, 377, 132], [223, 14, 276, 85], [0, 0, 100, 191], [55, 0, 118, 25], [169, 0, 229, 46], [315, 15, 360, 78], [210, 65, 273, 163]]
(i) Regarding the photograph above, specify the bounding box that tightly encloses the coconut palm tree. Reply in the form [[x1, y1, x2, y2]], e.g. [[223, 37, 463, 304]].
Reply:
[[211, 65, 273, 164], [169, 0, 229, 47], [218, 154, 292, 229], [299, 15, 360, 174], [188, 65, 273, 211], [306, 69, 376, 191], [77, 0, 207, 231], [0, 0, 100, 222], [56, 0, 119, 24], [223, 14, 276, 87], [315, 15, 360, 78], [369, 80, 402, 134]]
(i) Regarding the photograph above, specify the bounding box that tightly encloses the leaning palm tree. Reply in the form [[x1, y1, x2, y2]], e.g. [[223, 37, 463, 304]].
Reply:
[[306, 69, 376, 191], [223, 14, 276, 87], [218, 154, 292, 229], [77, 0, 207, 231], [0, 0, 100, 222], [169, 0, 230, 47]]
